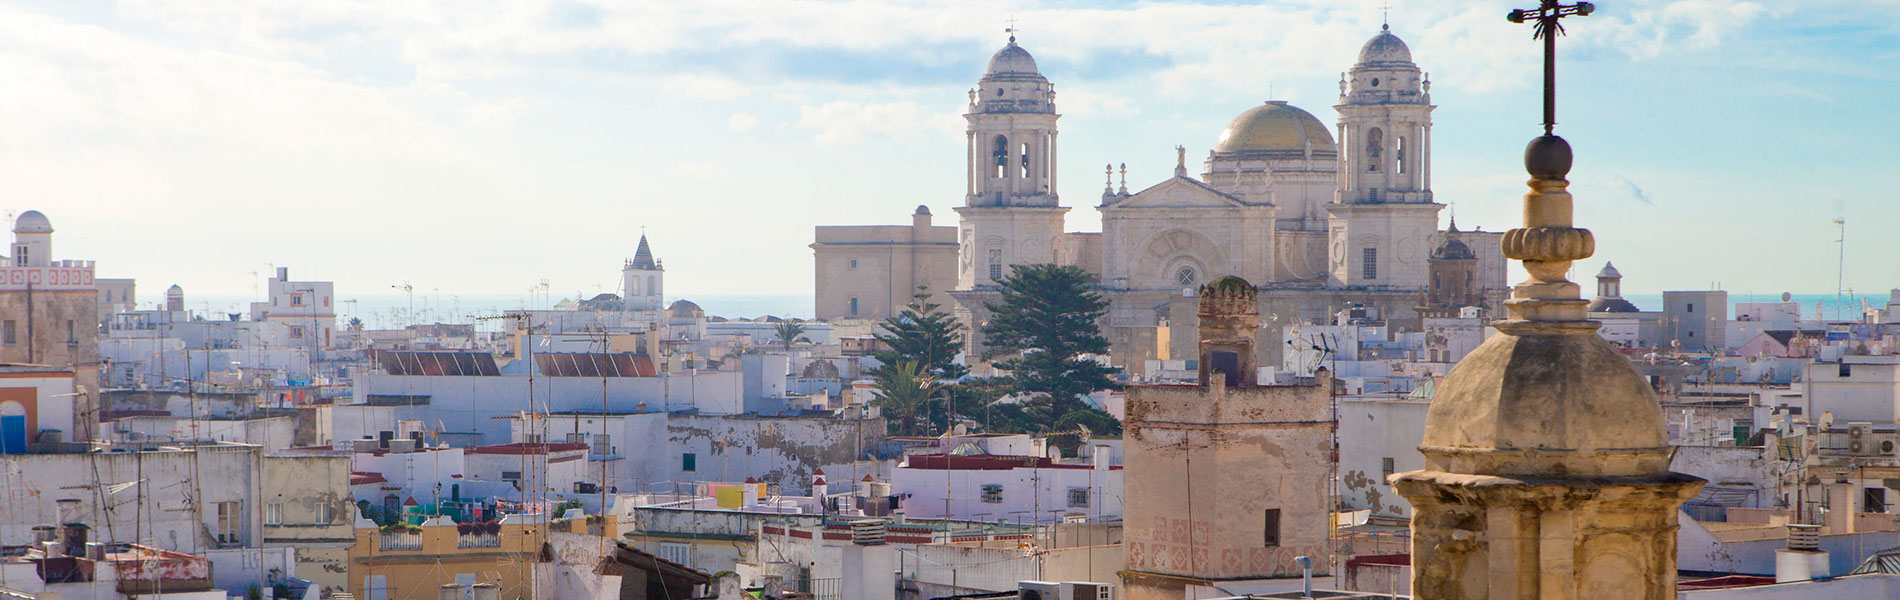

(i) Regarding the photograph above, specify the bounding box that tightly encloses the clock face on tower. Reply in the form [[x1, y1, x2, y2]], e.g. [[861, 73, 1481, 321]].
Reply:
[[1330, 239, 1346, 267]]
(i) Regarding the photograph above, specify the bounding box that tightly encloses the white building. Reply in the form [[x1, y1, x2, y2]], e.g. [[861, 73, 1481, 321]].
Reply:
[[888, 450, 1122, 524]]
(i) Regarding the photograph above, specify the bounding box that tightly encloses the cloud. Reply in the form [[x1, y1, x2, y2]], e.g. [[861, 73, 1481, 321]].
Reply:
[[661, 73, 749, 101], [1616, 178, 1654, 205], [727, 112, 760, 132], [1058, 88, 1139, 119], [795, 101, 962, 144]]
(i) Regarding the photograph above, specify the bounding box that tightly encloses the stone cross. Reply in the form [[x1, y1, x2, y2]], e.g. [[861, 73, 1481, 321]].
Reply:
[[1508, 0, 1594, 134]]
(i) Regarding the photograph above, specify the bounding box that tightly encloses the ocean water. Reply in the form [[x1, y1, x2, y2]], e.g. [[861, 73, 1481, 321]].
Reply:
[[1620, 292, 1893, 319]]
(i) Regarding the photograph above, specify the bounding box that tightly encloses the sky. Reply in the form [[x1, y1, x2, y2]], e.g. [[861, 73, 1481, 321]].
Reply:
[[5, 0, 1897, 313]]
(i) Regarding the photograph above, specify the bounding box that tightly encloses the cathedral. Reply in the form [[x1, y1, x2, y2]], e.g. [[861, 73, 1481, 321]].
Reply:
[[816, 26, 1509, 373]]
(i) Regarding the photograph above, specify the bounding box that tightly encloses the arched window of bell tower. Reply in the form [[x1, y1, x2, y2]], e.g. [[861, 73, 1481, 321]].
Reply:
[[1019, 142, 1031, 179], [1366, 128, 1384, 172], [1396, 136, 1407, 175], [993, 135, 1009, 179]]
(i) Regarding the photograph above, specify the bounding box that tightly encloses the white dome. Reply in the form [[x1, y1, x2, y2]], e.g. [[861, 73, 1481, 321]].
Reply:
[[1358, 28, 1413, 65], [13, 210, 51, 234], [987, 41, 1039, 75]]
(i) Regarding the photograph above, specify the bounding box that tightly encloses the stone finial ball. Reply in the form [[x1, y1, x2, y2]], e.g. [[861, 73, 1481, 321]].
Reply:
[[1524, 134, 1573, 179]]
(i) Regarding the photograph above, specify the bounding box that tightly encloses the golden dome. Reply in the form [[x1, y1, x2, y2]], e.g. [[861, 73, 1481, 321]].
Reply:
[[1213, 101, 1335, 154]]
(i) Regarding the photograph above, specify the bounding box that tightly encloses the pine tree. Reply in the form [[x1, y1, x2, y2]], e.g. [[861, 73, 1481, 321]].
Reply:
[[872, 291, 968, 380], [981, 264, 1120, 417]]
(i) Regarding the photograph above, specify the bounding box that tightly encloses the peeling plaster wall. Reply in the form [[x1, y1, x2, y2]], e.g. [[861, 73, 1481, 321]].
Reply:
[[1337, 395, 1430, 517], [0, 445, 264, 552], [349, 372, 747, 444], [1671, 445, 1775, 507], [610, 413, 884, 494], [262, 454, 356, 596]]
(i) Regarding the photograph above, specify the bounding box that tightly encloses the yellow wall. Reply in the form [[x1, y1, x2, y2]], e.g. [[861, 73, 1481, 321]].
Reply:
[[348, 519, 588, 599]]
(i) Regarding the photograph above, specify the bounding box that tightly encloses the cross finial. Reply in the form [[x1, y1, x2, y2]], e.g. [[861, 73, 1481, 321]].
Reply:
[[1381, 2, 1392, 30], [1005, 16, 1018, 43], [1509, 1, 1595, 135]]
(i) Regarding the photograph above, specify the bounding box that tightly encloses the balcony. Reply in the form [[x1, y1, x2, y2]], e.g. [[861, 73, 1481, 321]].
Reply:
[[378, 530, 422, 551]]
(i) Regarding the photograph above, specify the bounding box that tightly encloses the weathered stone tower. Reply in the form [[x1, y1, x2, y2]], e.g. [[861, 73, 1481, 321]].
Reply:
[[1122, 277, 1334, 600], [1390, 134, 1705, 598]]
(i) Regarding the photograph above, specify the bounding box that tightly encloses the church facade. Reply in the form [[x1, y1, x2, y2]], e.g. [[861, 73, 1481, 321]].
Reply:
[[820, 28, 1509, 374]]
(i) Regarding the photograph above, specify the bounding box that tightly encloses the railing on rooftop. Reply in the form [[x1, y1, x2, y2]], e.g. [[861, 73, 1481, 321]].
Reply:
[[378, 531, 421, 551]]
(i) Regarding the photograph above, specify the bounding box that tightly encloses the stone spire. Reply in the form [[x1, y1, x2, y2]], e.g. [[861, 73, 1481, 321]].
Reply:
[[1390, 5, 1703, 599], [630, 234, 659, 270]]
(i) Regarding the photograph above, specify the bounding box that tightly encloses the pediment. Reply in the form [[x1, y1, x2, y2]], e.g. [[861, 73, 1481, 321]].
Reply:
[[1102, 176, 1246, 210]]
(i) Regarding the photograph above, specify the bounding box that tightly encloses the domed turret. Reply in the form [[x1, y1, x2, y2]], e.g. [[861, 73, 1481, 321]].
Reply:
[[986, 40, 1039, 75], [13, 210, 52, 234], [666, 299, 704, 319], [1431, 238, 1475, 260], [1588, 261, 1639, 313], [1357, 26, 1413, 65], [1213, 101, 1336, 155], [166, 284, 185, 312]]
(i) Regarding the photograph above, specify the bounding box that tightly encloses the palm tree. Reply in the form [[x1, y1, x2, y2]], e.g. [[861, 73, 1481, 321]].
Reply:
[[871, 360, 940, 436], [773, 320, 809, 352]]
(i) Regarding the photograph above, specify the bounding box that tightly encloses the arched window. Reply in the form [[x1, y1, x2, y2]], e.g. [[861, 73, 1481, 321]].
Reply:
[[1396, 137, 1407, 174], [987, 249, 1003, 281], [646, 276, 656, 295], [1176, 266, 1196, 287], [1366, 128, 1384, 172], [630, 278, 639, 296], [1020, 142, 1031, 179], [993, 136, 1009, 178], [1432, 273, 1440, 292]]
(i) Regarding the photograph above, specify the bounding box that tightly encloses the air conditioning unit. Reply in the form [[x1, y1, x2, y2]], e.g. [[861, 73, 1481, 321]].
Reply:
[[1018, 581, 1061, 600], [1061, 582, 1113, 600]]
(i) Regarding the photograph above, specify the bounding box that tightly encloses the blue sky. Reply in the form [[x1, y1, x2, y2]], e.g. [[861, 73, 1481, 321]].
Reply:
[[4, 0, 1894, 308]]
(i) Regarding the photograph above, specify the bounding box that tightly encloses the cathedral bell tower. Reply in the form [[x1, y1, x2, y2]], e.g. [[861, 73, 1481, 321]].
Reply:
[[954, 34, 1068, 289], [1327, 25, 1443, 289]]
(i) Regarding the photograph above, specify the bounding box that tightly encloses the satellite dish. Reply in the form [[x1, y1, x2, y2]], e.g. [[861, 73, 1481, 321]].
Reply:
[[1781, 292, 1792, 302]]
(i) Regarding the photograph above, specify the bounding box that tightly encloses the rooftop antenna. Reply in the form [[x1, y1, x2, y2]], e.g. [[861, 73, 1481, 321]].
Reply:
[[1834, 217, 1846, 321]]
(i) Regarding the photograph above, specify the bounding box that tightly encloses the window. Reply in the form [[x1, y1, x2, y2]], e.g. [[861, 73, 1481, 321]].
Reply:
[[13, 246, 26, 266], [216, 501, 241, 544], [848, 297, 859, 316], [987, 249, 1003, 281], [2, 321, 14, 345], [1869, 488, 1889, 514], [980, 484, 1004, 504], [682, 453, 697, 472], [1370, 77, 1380, 87], [266, 502, 283, 525], [290, 326, 304, 339], [291, 294, 304, 306], [66, 320, 76, 343], [1068, 487, 1090, 508], [502, 471, 522, 481], [992, 135, 1009, 178], [658, 542, 692, 566], [315, 502, 332, 525], [1686, 303, 1694, 313], [1020, 142, 1031, 178], [1841, 363, 1853, 378], [1263, 508, 1281, 547], [1382, 457, 1396, 478], [1366, 128, 1384, 171], [566, 433, 586, 443], [1361, 247, 1378, 280], [848, 259, 858, 270], [366, 575, 390, 600], [595, 434, 612, 456], [1396, 137, 1407, 174], [1176, 266, 1196, 287]]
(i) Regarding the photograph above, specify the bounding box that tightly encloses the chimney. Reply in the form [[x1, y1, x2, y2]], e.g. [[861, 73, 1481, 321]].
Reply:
[[1195, 277, 1259, 387], [841, 520, 897, 600], [59, 523, 89, 557], [439, 583, 467, 600], [1825, 480, 1856, 533], [1092, 444, 1112, 471], [1776, 524, 1829, 582], [743, 477, 761, 507], [811, 476, 829, 506], [470, 583, 500, 600], [276, 266, 288, 281], [56, 499, 81, 525], [31, 526, 56, 544]]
